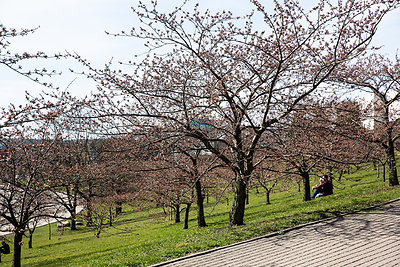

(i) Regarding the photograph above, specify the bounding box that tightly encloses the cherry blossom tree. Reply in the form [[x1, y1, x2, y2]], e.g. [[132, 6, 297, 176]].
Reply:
[[253, 167, 279, 205], [49, 138, 92, 230], [150, 134, 223, 227], [142, 158, 193, 224], [73, 0, 398, 225], [333, 54, 400, 186], [266, 98, 372, 201], [0, 22, 68, 267], [0, 24, 63, 89], [0, 118, 60, 267]]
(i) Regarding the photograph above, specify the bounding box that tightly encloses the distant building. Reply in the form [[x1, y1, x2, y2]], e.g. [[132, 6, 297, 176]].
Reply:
[[361, 94, 385, 130], [371, 94, 386, 130]]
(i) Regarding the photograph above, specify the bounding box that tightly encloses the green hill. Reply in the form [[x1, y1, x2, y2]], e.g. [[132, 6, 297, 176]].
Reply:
[[2, 167, 399, 266]]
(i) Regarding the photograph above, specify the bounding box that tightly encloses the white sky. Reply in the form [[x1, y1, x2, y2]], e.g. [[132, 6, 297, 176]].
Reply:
[[0, 0, 399, 108]]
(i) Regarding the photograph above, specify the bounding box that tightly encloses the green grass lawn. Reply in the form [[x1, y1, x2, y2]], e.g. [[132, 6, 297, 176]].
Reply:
[[2, 167, 400, 266]]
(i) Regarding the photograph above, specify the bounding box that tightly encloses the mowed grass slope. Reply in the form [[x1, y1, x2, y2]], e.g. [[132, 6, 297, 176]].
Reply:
[[2, 167, 400, 266]]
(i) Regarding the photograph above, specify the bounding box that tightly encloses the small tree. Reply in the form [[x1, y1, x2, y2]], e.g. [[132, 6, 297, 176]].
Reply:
[[87, 198, 116, 238], [153, 134, 223, 227], [254, 169, 278, 205]]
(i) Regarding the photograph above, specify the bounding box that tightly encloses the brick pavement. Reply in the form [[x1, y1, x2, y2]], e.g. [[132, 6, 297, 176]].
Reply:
[[152, 199, 400, 267]]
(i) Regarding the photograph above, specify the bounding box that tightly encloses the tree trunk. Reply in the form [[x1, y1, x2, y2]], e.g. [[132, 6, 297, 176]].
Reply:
[[229, 178, 247, 226], [70, 216, 77, 230], [116, 201, 122, 215], [12, 231, 24, 267], [338, 170, 343, 182], [386, 138, 399, 186], [246, 186, 249, 205], [86, 201, 93, 226], [27, 225, 36, 248], [71, 194, 78, 230], [266, 190, 271, 205], [28, 233, 33, 249], [174, 204, 181, 223], [195, 179, 207, 227], [302, 172, 311, 201], [382, 162, 386, 182], [183, 203, 191, 229], [377, 163, 380, 178], [109, 208, 113, 227], [96, 222, 103, 238]]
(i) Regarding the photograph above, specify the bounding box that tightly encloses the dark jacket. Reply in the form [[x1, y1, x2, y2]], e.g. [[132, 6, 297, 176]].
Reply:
[[323, 180, 333, 196], [0, 243, 10, 254], [314, 180, 333, 196]]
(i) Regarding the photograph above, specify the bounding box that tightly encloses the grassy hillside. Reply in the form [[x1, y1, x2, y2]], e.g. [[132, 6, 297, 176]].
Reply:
[[2, 167, 400, 266]]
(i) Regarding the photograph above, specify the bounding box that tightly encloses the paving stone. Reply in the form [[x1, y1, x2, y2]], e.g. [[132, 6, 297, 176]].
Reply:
[[152, 199, 400, 267]]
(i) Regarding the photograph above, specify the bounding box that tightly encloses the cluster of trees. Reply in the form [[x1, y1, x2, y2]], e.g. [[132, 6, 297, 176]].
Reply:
[[1, 1, 400, 266]]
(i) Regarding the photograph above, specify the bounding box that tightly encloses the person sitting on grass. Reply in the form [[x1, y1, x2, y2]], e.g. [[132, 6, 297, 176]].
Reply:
[[311, 175, 333, 199], [0, 240, 10, 262]]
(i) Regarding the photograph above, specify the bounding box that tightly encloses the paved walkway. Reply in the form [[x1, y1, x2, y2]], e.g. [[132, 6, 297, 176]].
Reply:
[[152, 199, 400, 267], [0, 206, 84, 236]]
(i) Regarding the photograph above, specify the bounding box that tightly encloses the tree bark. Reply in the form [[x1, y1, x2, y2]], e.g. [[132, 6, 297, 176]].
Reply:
[[266, 191, 271, 205], [70, 210, 77, 230], [86, 201, 93, 226], [302, 172, 311, 201], [246, 187, 249, 205], [386, 138, 399, 186], [382, 162, 386, 182], [12, 231, 24, 267], [96, 219, 103, 238], [376, 162, 380, 178], [174, 204, 181, 223], [116, 205, 122, 216], [229, 178, 247, 226], [109, 208, 113, 227], [28, 233, 33, 249], [48, 222, 51, 240], [195, 179, 207, 227], [183, 203, 191, 229], [27, 225, 36, 249]]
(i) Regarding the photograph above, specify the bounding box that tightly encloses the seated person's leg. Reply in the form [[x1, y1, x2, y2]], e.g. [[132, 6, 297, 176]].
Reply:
[[311, 189, 321, 199]]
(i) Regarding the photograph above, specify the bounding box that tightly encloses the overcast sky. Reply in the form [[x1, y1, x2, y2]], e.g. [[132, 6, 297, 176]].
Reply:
[[0, 0, 399, 108]]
